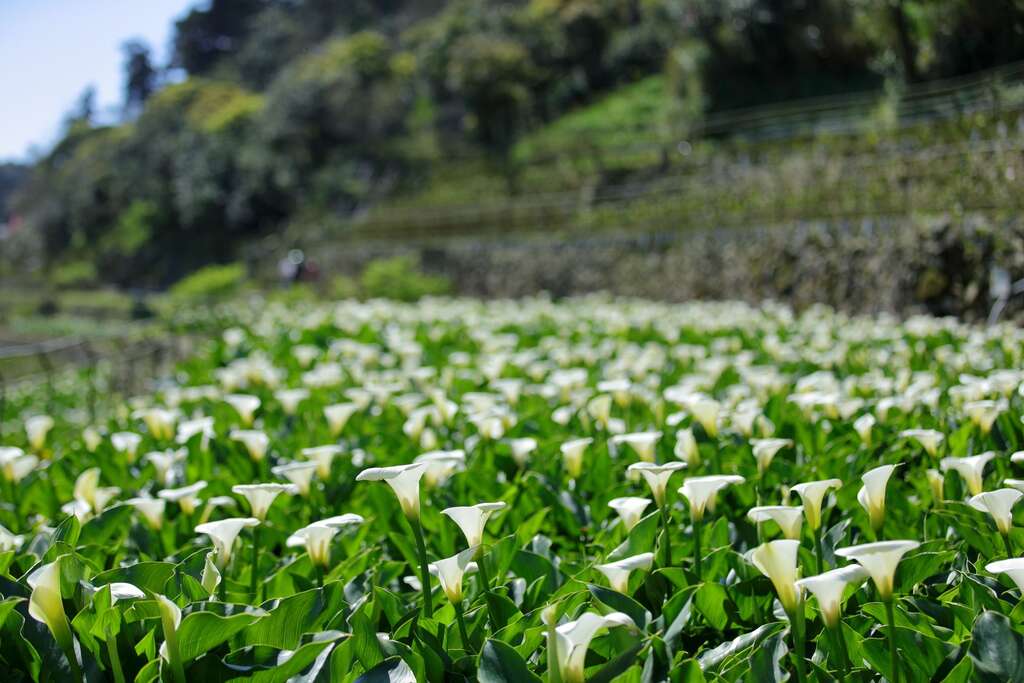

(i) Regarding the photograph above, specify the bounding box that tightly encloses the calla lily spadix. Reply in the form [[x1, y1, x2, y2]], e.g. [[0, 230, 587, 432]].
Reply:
[[747, 505, 804, 540], [560, 438, 593, 479], [790, 479, 842, 530], [940, 452, 996, 496], [627, 461, 687, 506], [195, 517, 259, 569], [834, 540, 920, 602], [550, 611, 636, 683], [900, 429, 944, 457], [968, 488, 1023, 553], [301, 444, 343, 478], [986, 558, 1024, 592], [232, 483, 298, 521], [608, 497, 652, 531], [751, 438, 793, 475], [287, 514, 364, 570], [442, 502, 507, 547], [27, 558, 81, 679], [25, 415, 54, 452], [795, 564, 868, 628], [749, 539, 804, 613], [595, 552, 654, 593], [612, 431, 663, 463], [272, 461, 318, 496], [858, 464, 898, 535], [158, 480, 208, 515]]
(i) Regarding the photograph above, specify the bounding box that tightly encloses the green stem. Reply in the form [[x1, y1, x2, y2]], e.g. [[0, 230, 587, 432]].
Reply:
[[830, 623, 850, 673], [1003, 531, 1014, 559], [693, 514, 703, 581], [410, 516, 434, 617], [218, 571, 227, 602], [660, 502, 672, 567], [813, 525, 825, 575], [316, 562, 324, 589], [885, 598, 900, 683], [791, 606, 807, 683], [250, 525, 261, 603], [454, 599, 472, 652], [106, 633, 126, 683]]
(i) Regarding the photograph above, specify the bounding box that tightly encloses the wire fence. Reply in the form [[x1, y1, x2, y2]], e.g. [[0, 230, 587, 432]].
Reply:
[[0, 334, 196, 433]]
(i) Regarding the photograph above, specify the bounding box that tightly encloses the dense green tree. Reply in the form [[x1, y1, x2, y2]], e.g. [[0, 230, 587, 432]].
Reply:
[[122, 39, 158, 118]]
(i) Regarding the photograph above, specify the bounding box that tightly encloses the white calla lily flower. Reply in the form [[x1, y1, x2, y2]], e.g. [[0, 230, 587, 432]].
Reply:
[[287, 514, 364, 567], [790, 479, 842, 530], [853, 413, 875, 446], [857, 464, 898, 533], [194, 517, 260, 568], [0, 447, 38, 483], [232, 483, 298, 521], [225, 394, 261, 425], [795, 565, 869, 627], [899, 429, 944, 457], [627, 461, 687, 506], [230, 429, 270, 462], [986, 558, 1024, 592], [272, 461, 318, 496], [552, 611, 635, 683], [679, 475, 745, 522], [25, 415, 54, 452], [595, 553, 654, 593], [750, 438, 793, 475], [27, 559, 77, 668], [747, 505, 804, 540], [611, 431, 663, 463], [301, 445, 343, 478], [560, 438, 593, 479], [429, 546, 479, 603], [125, 497, 167, 529], [356, 463, 427, 519], [414, 450, 465, 488], [0, 523, 24, 551], [968, 488, 1023, 536], [673, 428, 700, 467], [750, 539, 804, 613], [441, 502, 507, 547], [834, 540, 920, 601], [158, 480, 208, 515], [324, 403, 358, 436], [508, 437, 538, 467], [940, 452, 996, 496], [608, 497, 652, 531]]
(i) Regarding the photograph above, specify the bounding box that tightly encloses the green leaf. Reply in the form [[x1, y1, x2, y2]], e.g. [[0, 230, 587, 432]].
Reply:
[[243, 583, 347, 649], [747, 631, 787, 682], [176, 604, 267, 662], [608, 512, 660, 561], [354, 656, 417, 683], [970, 611, 1024, 682], [588, 583, 650, 630], [92, 561, 175, 594], [478, 639, 541, 683], [694, 582, 729, 632]]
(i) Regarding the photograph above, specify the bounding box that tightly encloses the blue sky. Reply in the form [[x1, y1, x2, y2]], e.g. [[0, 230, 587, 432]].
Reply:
[[0, 0, 199, 162]]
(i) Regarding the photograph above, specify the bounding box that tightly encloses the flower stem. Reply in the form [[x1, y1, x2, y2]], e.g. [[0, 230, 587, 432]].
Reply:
[[790, 606, 807, 683], [106, 634, 126, 683], [813, 525, 825, 575], [829, 623, 850, 673], [693, 514, 703, 581], [885, 598, 900, 683], [660, 503, 672, 567], [454, 599, 472, 652], [1003, 532, 1014, 559], [250, 525, 261, 603], [410, 516, 434, 617]]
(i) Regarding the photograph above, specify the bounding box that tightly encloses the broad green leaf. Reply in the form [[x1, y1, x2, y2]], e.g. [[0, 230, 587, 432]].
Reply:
[[478, 639, 541, 683]]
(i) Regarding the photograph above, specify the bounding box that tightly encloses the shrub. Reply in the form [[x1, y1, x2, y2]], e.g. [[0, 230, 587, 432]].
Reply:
[[169, 262, 247, 301], [359, 256, 450, 301], [50, 260, 98, 289]]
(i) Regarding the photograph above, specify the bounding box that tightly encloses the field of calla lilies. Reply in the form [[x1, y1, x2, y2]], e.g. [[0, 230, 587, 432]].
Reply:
[[4, 295, 1024, 682]]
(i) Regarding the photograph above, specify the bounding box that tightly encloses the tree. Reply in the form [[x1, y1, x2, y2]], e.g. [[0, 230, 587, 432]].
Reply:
[[122, 40, 158, 118]]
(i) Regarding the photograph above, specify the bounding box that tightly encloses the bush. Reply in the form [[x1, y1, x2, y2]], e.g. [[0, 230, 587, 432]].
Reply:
[[328, 274, 359, 300], [359, 256, 450, 301], [169, 262, 248, 301], [51, 260, 98, 289]]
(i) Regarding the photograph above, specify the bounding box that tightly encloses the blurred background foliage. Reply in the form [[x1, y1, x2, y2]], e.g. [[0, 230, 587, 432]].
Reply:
[[5, 0, 1024, 290]]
